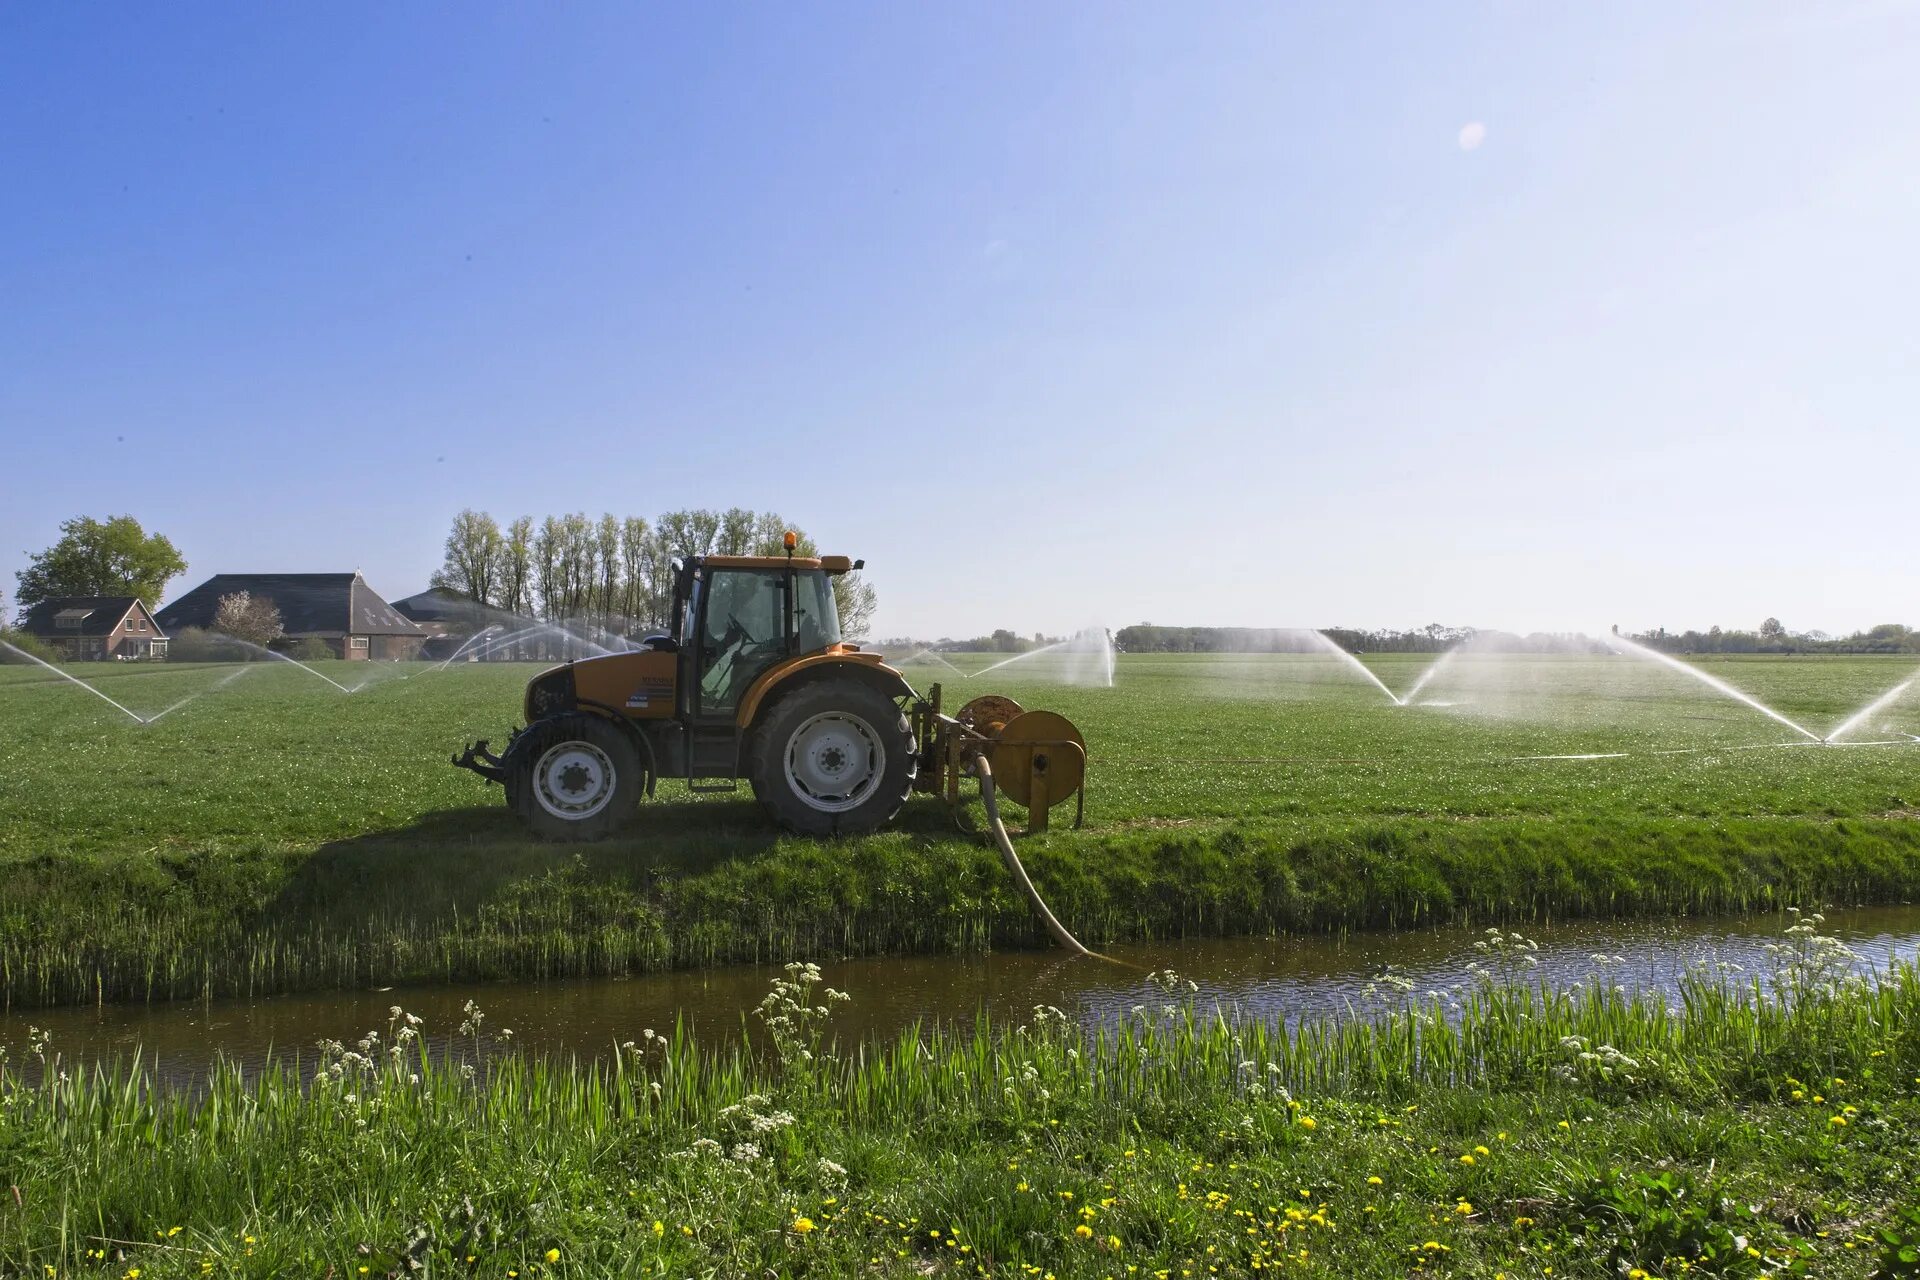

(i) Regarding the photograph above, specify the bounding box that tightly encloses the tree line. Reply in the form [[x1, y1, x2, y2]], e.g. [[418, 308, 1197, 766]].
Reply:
[[431, 508, 878, 639], [1115, 624, 1470, 653], [1114, 619, 1920, 656], [1626, 620, 1920, 655]]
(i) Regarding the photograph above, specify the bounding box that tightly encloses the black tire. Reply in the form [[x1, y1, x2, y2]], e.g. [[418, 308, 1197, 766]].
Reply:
[[509, 713, 645, 841], [748, 679, 915, 836]]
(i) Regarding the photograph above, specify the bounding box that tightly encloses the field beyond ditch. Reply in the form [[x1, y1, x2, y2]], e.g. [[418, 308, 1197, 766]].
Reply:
[[2, 651, 1918, 1008]]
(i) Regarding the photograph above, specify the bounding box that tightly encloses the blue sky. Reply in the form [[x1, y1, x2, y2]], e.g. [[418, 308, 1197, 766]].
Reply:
[[3, 3, 1916, 639]]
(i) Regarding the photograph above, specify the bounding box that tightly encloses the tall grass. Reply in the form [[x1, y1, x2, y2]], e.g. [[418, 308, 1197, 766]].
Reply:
[[3, 926, 1917, 1276]]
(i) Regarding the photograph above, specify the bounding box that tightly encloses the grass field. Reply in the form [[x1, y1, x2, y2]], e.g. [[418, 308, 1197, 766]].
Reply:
[[2, 651, 1919, 1007], [3, 935, 1918, 1278]]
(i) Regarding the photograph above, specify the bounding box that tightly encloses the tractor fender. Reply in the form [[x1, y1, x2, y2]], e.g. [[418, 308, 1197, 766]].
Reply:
[[736, 653, 915, 731]]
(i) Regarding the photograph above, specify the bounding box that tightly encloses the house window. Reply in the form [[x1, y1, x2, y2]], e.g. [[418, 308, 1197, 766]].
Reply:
[[350, 637, 370, 650]]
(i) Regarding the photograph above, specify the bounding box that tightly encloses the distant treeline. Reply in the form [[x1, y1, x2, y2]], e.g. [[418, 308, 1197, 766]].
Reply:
[[1115, 625, 1468, 653], [1626, 621, 1919, 655], [1114, 621, 1920, 656]]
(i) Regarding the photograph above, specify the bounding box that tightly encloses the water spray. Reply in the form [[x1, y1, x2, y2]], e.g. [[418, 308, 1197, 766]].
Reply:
[[965, 630, 1116, 688], [142, 664, 257, 724], [1309, 631, 1402, 705], [1823, 674, 1918, 745], [0, 642, 149, 724], [1599, 632, 1822, 742], [1398, 645, 1462, 706]]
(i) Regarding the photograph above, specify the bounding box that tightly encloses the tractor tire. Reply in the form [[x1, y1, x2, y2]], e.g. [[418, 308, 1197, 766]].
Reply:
[[749, 679, 915, 836], [509, 713, 645, 841]]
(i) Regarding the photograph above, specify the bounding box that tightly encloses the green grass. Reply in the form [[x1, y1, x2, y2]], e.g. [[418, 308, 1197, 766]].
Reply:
[[3, 938, 1918, 1278], [2, 653, 1919, 1007]]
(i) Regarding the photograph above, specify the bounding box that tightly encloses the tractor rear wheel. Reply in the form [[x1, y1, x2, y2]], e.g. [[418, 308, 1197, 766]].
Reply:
[[510, 713, 644, 841], [749, 679, 914, 836]]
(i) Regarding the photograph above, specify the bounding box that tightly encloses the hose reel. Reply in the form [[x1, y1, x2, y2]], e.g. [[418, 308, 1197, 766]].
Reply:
[[938, 693, 1087, 833]]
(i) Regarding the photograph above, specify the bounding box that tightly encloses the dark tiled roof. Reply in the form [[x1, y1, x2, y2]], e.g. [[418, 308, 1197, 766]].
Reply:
[[18, 596, 149, 638], [155, 574, 425, 638], [391, 587, 497, 627]]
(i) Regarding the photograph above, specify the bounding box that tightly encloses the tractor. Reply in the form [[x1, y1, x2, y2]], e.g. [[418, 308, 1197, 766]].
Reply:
[[452, 540, 1086, 840]]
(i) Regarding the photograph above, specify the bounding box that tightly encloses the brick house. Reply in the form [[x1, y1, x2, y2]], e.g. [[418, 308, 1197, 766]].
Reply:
[[18, 596, 169, 660], [154, 573, 427, 660]]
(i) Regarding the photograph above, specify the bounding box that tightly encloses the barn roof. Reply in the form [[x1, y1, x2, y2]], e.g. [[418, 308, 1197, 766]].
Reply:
[[155, 574, 425, 638], [391, 587, 498, 627]]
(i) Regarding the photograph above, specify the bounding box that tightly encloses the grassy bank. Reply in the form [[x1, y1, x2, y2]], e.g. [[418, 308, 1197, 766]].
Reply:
[[6, 813, 1920, 1008], [3, 654, 1919, 1008], [4, 933, 1918, 1277]]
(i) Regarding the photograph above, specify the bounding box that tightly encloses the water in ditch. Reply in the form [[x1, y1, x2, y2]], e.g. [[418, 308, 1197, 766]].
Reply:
[[7, 905, 1917, 1088]]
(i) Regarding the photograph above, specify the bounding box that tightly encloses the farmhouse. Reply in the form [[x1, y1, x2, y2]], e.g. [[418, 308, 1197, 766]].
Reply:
[[155, 573, 427, 660], [17, 596, 168, 660]]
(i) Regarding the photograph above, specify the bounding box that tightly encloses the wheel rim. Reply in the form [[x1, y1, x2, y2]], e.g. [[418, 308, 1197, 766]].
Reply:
[[532, 739, 617, 821], [784, 711, 885, 813]]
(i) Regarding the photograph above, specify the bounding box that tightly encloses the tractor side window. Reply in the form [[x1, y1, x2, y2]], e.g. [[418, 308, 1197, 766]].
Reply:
[[793, 570, 842, 652], [698, 570, 786, 714]]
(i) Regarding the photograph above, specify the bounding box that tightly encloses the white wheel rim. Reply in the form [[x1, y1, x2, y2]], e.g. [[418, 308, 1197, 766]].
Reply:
[[785, 711, 884, 813], [532, 740, 617, 821]]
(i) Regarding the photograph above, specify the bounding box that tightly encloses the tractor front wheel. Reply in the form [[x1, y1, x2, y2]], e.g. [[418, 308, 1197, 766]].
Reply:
[[750, 680, 914, 836], [510, 713, 644, 841]]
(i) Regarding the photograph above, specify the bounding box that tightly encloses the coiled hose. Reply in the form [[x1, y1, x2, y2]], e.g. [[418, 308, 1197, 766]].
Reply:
[[972, 753, 1092, 957]]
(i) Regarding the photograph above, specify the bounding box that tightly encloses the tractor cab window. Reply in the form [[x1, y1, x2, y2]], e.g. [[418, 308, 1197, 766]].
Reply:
[[697, 569, 787, 714], [793, 570, 841, 652]]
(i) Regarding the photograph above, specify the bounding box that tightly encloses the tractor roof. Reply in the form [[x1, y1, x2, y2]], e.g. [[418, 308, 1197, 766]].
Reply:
[[697, 555, 857, 574]]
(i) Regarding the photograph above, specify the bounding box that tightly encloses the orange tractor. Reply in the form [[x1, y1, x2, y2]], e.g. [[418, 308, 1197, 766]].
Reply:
[[452, 544, 1086, 840]]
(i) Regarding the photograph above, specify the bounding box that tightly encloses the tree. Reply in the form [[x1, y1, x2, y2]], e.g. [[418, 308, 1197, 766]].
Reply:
[[500, 517, 535, 617], [213, 591, 283, 648], [595, 514, 621, 631], [619, 517, 653, 630], [1760, 617, 1786, 641], [431, 509, 504, 606], [15, 515, 186, 609]]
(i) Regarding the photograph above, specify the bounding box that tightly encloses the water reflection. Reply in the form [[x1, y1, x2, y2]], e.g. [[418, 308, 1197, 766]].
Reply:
[[7, 905, 1917, 1088]]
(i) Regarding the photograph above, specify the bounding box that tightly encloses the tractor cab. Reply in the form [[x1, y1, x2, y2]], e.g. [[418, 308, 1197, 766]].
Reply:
[[670, 554, 851, 717]]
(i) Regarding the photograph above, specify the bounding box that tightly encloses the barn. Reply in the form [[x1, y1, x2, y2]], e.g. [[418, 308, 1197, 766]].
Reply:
[[155, 573, 427, 660]]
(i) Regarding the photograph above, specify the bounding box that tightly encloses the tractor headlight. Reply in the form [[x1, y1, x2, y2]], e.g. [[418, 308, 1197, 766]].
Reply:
[[524, 667, 577, 721]]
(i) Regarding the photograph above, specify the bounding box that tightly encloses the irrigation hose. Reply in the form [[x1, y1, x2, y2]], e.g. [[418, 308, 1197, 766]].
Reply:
[[971, 753, 1094, 958]]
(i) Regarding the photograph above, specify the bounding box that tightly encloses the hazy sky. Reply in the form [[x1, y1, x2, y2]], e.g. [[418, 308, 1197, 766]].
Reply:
[[3, 4, 1916, 640]]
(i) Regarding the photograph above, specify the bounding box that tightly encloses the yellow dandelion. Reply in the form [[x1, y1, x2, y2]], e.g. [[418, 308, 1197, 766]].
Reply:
[[545, 1248, 560, 1263], [1076, 1225, 1094, 1239], [793, 1218, 816, 1235]]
